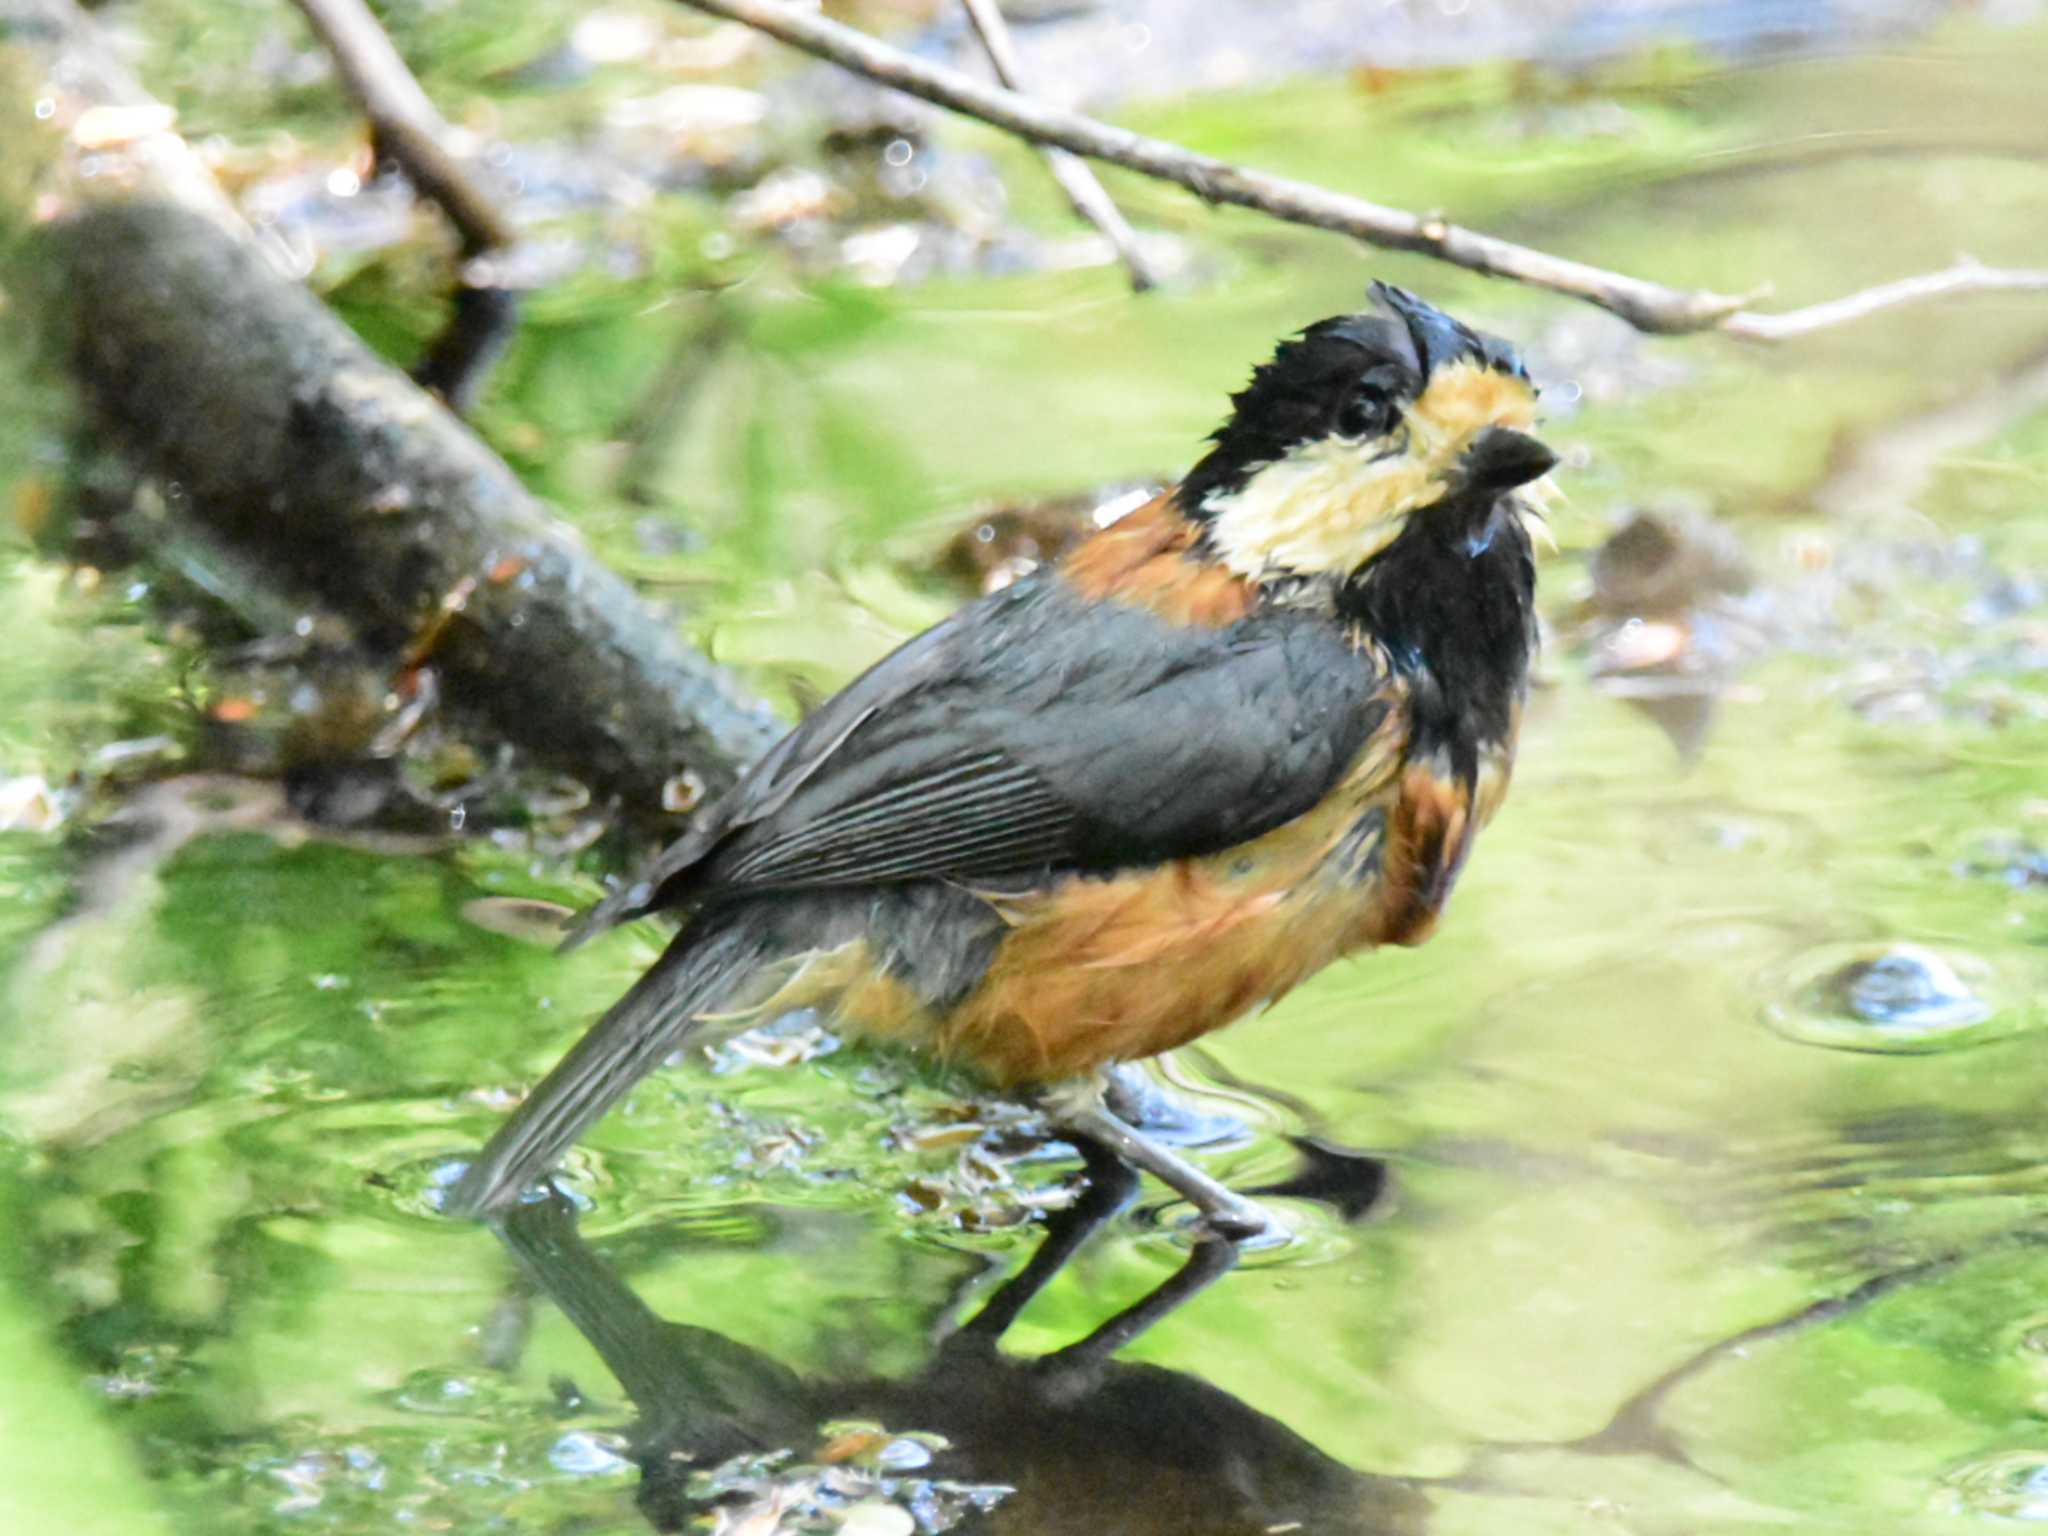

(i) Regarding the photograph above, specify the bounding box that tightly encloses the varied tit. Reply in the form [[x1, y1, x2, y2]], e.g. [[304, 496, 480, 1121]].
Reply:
[[449, 283, 1558, 1235]]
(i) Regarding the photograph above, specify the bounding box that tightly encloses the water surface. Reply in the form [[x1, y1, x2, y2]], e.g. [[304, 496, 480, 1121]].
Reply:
[[2, 6, 2047, 1532]]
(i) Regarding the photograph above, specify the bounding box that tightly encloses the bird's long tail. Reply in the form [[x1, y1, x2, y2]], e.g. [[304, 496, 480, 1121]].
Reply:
[[447, 912, 772, 1218]]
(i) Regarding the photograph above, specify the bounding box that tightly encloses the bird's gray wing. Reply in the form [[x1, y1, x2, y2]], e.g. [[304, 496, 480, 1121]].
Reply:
[[571, 574, 1394, 941]]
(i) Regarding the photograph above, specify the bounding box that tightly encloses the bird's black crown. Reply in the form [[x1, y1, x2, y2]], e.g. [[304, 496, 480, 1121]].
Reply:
[[1180, 284, 1531, 511]]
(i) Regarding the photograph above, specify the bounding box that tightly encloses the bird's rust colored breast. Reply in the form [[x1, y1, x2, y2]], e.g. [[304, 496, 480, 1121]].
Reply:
[[858, 715, 1424, 1085], [817, 692, 1520, 1088]]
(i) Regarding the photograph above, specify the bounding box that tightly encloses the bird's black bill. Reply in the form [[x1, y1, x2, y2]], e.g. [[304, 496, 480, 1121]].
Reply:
[[1462, 426, 1558, 492]]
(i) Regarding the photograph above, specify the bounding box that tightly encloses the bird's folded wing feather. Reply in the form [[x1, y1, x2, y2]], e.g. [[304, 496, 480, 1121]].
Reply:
[[571, 576, 1395, 941]]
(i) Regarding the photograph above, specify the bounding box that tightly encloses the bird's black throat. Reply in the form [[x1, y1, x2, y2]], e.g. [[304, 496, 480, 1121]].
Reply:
[[1339, 496, 1537, 781]]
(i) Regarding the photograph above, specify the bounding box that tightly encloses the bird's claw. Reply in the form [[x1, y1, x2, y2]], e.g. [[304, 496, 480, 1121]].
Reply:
[[1194, 1196, 1280, 1245]]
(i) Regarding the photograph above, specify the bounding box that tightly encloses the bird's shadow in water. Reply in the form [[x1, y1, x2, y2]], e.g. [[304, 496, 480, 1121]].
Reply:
[[486, 1122, 2007, 1533], [493, 1143, 1427, 1535]]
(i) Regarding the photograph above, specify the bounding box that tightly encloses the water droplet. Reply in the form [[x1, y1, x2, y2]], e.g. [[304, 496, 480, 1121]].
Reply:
[[1833, 946, 1984, 1027], [1762, 941, 2025, 1054], [373, 1154, 499, 1220], [1942, 1450, 2048, 1519], [874, 1436, 934, 1471], [388, 1369, 490, 1416], [548, 1430, 632, 1476]]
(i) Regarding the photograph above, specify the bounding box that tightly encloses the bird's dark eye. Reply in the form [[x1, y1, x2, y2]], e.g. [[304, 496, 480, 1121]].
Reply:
[[1336, 383, 1397, 440]]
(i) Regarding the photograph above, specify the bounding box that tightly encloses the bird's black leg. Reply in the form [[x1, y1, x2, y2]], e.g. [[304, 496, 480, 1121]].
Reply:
[[1033, 1235, 1242, 1390], [944, 1140, 1139, 1349], [1044, 1079, 1277, 1242]]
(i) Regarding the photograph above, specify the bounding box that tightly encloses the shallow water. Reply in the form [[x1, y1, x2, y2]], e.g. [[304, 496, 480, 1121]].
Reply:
[[3, 5, 2048, 1533]]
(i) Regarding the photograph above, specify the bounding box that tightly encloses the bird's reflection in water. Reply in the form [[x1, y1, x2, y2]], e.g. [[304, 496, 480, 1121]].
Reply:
[[495, 1148, 1426, 1536]]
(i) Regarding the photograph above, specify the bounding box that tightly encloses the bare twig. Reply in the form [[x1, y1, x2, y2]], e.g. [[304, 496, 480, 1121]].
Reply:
[[1721, 257, 2048, 341], [289, 0, 522, 408], [671, 0, 1741, 332], [958, 0, 1160, 292], [289, 0, 514, 254], [674, 0, 2048, 341]]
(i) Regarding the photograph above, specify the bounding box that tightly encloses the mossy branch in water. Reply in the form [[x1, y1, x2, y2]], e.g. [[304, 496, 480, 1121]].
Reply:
[[1, 0, 783, 833], [43, 202, 781, 822]]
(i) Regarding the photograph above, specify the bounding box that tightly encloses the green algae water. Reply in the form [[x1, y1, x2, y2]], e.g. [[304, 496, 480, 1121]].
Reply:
[[3, 5, 2048, 1532]]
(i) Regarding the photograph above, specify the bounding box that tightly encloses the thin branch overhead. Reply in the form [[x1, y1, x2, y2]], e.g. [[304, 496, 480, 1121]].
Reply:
[[1720, 257, 2048, 341], [959, 0, 1161, 292], [673, 0, 2048, 341], [290, 0, 522, 409], [290, 0, 514, 254]]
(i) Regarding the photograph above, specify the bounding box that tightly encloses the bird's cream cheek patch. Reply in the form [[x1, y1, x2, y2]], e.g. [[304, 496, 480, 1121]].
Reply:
[[1203, 438, 1440, 579], [1199, 363, 1541, 581]]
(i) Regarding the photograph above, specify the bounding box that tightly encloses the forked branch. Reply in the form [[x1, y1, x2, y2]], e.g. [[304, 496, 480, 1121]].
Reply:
[[958, 0, 1160, 292], [289, 0, 514, 254], [289, 0, 523, 409], [1720, 257, 2048, 341]]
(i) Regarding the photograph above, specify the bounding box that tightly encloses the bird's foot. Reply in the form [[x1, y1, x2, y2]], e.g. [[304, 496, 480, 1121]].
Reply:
[[1042, 1083, 1283, 1247], [1195, 1191, 1277, 1244]]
